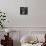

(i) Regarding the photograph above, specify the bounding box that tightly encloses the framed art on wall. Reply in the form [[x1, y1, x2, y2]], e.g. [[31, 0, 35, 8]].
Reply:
[[20, 7, 28, 15]]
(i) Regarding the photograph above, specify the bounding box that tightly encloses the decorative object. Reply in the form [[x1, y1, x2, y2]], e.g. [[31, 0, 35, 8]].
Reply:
[[20, 7, 28, 15], [5, 29, 10, 36], [0, 10, 6, 28], [0, 29, 13, 46], [1, 32, 13, 46]]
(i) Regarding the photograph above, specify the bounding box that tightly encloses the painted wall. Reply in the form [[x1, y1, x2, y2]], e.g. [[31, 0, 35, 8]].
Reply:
[[0, 0, 46, 27]]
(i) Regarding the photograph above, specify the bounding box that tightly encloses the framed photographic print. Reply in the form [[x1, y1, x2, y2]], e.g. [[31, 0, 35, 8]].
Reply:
[[20, 7, 28, 15]]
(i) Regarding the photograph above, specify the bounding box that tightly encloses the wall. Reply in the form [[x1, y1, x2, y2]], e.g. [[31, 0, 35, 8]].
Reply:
[[31, 0, 46, 27], [0, 0, 46, 27]]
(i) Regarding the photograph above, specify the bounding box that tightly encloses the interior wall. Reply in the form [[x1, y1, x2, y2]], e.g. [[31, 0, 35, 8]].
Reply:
[[0, 0, 46, 27]]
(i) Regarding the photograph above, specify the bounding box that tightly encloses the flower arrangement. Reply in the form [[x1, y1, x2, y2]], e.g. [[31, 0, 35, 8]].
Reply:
[[0, 10, 6, 28]]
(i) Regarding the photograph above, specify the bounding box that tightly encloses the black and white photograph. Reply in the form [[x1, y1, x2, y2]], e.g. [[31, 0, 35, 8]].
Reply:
[[20, 7, 28, 15]]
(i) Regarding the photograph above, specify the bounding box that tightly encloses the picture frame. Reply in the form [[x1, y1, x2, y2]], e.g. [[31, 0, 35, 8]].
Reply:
[[20, 7, 28, 15]]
